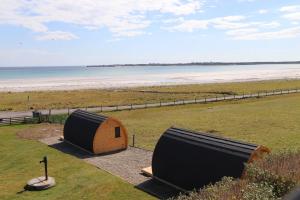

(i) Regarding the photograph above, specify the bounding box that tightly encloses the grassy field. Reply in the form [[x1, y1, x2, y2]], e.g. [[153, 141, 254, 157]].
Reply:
[[0, 126, 154, 200], [1, 79, 300, 111], [1, 93, 300, 199], [106, 93, 300, 151]]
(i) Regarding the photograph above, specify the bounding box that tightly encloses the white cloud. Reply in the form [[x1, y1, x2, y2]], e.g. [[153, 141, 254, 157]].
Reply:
[[166, 19, 209, 32], [280, 5, 300, 22], [258, 9, 268, 14], [36, 31, 78, 41], [229, 26, 300, 40], [0, 0, 204, 40], [166, 15, 280, 33], [282, 12, 300, 21], [280, 5, 300, 12]]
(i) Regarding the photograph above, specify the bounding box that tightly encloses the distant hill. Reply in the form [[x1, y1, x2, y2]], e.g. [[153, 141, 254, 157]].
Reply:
[[87, 61, 300, 68]]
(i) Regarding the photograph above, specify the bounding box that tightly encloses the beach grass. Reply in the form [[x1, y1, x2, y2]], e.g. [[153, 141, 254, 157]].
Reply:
[[0, 125, 154, 200], [106, 93, 300, 151], [1, 79, 300, 111]]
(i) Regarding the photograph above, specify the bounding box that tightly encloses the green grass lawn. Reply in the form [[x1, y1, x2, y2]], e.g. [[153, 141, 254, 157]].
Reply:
[[1, 79, 300, 111], [0, 126, 154, 200], [1, 93, 300, 199], [107, 93, 300, 151]]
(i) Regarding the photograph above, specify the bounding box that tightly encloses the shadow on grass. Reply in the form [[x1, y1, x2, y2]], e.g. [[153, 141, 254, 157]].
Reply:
[[49, 142, 94, 159]]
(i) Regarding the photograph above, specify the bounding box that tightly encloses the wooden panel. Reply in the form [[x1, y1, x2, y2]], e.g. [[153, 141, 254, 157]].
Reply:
[[93, 118, 128, 154], [141, 166, 153, 177]]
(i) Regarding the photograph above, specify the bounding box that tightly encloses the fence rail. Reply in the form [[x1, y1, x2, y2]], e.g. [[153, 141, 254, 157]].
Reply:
[[1, 88, 300, 122], [0, 116, 40, 126]]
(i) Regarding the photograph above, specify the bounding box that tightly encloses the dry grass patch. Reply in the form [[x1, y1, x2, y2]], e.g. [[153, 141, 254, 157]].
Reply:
[[17, 123, 63, 140]]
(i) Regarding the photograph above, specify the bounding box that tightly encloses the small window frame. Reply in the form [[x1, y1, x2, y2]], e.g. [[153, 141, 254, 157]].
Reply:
[[115, 127, 121, 138]]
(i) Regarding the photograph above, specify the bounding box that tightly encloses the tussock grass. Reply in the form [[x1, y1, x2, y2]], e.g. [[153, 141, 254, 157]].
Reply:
[[1, 79, 300, 111]]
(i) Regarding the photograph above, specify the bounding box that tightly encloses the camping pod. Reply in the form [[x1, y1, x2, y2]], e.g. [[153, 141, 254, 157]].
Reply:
[[64, 109, 128, 154], [151, 127, 270, 191]]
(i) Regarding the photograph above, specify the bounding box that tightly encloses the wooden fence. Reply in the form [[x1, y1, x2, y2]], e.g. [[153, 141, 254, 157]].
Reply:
[[1, 88, 300, 127], [0, 116, 40, 126]]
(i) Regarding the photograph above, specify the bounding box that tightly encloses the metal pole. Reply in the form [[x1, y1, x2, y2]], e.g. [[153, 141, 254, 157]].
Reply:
[[40, 156, 48, 180], [132, 134, 135, 147]]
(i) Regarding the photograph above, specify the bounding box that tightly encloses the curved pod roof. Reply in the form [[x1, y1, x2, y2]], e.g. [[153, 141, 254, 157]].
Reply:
[[152, 127, 270, 191], [64, 109, 128, 154]]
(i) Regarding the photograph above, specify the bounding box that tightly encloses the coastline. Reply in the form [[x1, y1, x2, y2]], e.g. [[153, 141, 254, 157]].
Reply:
[[1, 68, 300, 92]]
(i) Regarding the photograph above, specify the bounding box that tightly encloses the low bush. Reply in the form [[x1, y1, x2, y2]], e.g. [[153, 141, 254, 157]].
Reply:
[[170, 177, 277, 200], [246, 151, 300, 197]]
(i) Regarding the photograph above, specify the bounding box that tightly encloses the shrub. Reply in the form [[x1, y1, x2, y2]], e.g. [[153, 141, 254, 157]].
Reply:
[[170, 177, 277, 200], [245, 151, 300, 197]]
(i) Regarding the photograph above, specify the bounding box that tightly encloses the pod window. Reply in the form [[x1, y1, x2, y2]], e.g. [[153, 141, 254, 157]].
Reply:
[[115, 127, 121, 138]]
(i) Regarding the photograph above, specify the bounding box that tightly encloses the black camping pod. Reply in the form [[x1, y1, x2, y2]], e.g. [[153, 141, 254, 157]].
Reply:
[[151, 127, 270, 191], [63, 109, 128, 154]]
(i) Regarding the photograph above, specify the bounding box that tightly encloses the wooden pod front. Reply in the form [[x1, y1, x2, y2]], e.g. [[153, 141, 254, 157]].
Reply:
[[64, 110, 128, 154], [152, 127, 270, 191]]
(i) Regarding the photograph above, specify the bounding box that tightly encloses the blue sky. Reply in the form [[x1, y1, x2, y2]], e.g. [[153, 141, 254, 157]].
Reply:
[[0, 0, 300, 67]]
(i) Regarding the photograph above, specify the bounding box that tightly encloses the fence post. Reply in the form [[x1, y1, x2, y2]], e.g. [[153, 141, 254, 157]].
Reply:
[[160, 101, 161, 107], [216, 96, 218, 101], [234, 94, 235, 99], [116, 105, 118, 111], [174, 100, 176, 105], [243, 93, 245, 98], [131, 104, 133, 110], [132, 134, 135, 147], [195, 97, 196, 103], [101, 105, 103, 112], [281, 90, 283, 94], [258, 92, 259, 97], [145, 103, 147, 108], [10, 118, 12, 125], [205, 97, 207, 103], [223, 95, 225, 100]]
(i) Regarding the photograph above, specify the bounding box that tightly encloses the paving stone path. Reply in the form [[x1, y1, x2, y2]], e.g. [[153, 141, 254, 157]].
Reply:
[[40, 136, 153, 185]]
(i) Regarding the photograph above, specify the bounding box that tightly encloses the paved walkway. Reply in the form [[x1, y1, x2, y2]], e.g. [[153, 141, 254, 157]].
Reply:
[[40, 136, 180, 199], [1, 89, 299, 118], [40, 136, 153, 185]]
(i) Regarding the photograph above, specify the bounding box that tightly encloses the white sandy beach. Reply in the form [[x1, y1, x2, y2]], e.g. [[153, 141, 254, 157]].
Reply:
[[1, 67, 300, 92]]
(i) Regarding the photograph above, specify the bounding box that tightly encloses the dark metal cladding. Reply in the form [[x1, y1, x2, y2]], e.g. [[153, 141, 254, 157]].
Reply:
[[64, 109, 108, 153], [152, 127, 259, 191]]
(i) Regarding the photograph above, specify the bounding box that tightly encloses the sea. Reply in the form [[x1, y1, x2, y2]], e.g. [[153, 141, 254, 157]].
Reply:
[[0, 64, 300, 92]]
